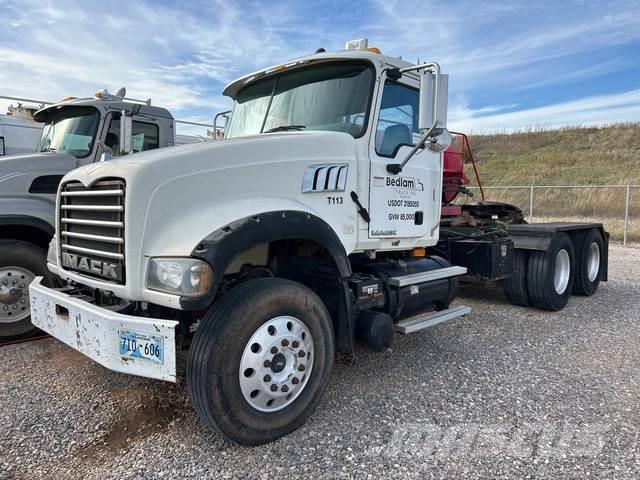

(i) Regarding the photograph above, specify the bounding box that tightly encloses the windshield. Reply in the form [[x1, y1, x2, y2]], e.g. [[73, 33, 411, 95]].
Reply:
[[37, 106, 100, 158], [225, 62, 374, 139]]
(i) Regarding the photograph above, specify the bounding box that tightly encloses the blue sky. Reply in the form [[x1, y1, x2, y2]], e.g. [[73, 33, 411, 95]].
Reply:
[[1, 0, 639, 134]]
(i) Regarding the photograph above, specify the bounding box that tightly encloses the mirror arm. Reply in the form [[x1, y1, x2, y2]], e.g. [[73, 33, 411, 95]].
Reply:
[[386, 123, 438, 174]]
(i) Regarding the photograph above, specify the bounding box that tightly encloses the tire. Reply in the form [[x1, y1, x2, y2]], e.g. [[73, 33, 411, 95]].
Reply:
[[502, 249, 530, 306], [0, 240, 53, 339], [526, 233, 575, 311], [187, 278, 335, 445], [572, 229, 604, 296]]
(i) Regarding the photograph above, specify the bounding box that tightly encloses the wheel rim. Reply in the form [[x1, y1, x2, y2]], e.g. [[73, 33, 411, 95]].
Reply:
[[554, 249, 571, 295], [239, 316, 314, 413], [587, 242, 600, 282], [0, 266, 35, 323]]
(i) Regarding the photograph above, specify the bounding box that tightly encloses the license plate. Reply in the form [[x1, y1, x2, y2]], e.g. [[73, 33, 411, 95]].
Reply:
[[119, 330, 164, 364]]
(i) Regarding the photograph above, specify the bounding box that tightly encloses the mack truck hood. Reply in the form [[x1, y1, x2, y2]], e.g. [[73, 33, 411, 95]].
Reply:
[[0, 151, 77, 192], [58, 131, 360, 304], [0, 151, 78, 229], [0, 151, 77, 175]]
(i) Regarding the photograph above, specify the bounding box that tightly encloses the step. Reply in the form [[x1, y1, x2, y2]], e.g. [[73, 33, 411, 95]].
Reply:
[[395, 305, 471, 334], [388, 266, 467, 287]]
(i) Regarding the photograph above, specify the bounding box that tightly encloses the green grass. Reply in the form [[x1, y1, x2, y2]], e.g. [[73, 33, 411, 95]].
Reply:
[[454, 124, 640, 242], [463, 123, 640, 187]]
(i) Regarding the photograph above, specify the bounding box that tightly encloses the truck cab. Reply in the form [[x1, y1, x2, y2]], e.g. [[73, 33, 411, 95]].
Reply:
[[30, 40, 608, 445], [0, 90, 176, 338]]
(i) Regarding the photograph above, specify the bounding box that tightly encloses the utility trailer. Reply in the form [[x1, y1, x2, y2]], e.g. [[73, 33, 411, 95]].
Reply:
[[29, 40, 608, 445], [0, 97, 50, 156]]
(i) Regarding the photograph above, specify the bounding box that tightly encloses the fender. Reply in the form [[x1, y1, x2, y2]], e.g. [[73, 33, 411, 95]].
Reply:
[[0, 195, 56, 228], [181, 210, 352, 311], [0, 214, 54, 236]]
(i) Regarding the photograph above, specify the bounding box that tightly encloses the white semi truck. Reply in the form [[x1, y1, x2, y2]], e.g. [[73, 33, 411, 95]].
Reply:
[[30, 40, 608, 445], [0, 89, 224, 339]]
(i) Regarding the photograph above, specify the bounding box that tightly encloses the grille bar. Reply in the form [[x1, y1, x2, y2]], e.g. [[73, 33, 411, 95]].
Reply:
[[61, 231, 124, 244], [61, 244, 125, 260], [61, 189, 124, 197], [58, 178, 126, 283], [61, 205, 124, 212], [61, 218, 124, 228]]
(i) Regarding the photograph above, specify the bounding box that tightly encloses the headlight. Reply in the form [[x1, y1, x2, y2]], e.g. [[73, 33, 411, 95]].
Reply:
[[146, 258, 213, 297], [47, 237, 57, 265]]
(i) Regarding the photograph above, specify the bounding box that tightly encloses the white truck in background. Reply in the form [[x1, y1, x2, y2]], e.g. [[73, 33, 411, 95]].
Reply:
[[30, 40, 609, 445], [0, 88, 225, 338], [0, 98, 50, 156]]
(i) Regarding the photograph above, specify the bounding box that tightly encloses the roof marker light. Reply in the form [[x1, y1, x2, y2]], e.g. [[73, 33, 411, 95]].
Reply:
[[345, 38, 368, 50]]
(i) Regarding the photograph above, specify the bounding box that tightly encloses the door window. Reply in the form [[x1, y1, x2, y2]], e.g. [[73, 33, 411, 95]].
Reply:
[[105, 117, 160, 156], [375, 82, 419, 157]]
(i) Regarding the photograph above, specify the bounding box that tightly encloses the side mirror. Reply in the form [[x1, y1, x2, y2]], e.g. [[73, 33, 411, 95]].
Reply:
[[119, 112, 133, 155], [418, 72, 448, 131], [99, 152, 113, 162], [213, 110, 232, 141]]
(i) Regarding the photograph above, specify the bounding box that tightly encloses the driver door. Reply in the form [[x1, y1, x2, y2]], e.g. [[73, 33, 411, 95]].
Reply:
[[368, 80, 442, 241]]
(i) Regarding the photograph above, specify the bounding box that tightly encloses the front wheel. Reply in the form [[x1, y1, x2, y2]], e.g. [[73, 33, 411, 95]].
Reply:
[[0, 240, 52, 339], [187, 278, 335, 445]]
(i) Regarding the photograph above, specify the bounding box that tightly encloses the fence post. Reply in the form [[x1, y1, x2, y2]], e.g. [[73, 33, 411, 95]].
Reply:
[[529, 183, 534, 222], [624, 183, 631, 246]]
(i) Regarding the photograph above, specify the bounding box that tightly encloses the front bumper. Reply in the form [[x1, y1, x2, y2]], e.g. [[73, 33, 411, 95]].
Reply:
[[29, 277, 179, 382]]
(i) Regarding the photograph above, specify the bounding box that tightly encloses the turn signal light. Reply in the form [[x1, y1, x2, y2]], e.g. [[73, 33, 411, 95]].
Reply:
[[413, 247, 426, 257]]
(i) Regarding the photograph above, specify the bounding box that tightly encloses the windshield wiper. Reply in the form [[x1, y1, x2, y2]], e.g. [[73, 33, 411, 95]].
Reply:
[[263, 125, 306, 133]]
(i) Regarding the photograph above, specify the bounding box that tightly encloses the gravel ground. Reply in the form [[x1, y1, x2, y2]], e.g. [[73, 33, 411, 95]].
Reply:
[[1, 244, 639, 479]]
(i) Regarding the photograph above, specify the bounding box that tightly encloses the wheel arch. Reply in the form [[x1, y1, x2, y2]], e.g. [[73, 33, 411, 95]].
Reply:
[[181, 210, 352, 309], [0, 215, 54, 249]]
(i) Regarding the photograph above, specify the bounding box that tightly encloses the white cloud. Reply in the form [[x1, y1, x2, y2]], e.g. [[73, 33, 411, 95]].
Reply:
[[450, 89, 640, 133]]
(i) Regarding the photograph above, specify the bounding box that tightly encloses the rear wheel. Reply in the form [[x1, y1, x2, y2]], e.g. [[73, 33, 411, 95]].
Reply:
[[573, 229, 604, 296], [502, 249, 530, 306], [0, 240, 52, 339], [527, 233, 575, 311], [187, 278, 335, 445]]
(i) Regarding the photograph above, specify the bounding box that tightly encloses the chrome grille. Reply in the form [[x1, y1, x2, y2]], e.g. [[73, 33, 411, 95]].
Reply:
[[59, 179, 126, 283]]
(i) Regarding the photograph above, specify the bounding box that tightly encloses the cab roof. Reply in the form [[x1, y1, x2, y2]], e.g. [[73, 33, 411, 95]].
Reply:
[[223, 48, 417, 98], [33, 97, 174, 123]]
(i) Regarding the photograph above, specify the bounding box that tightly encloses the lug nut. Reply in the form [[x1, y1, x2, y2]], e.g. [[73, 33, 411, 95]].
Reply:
[[270, 384, 278, 392], [270, 347, 278, 354], [292, 341, 300, 348], [281, 339, 289, 347], [281, 385, 289, 393], [298, 365, 305, 372], [298, 351, 306, 358], [263, 360, 271, 368], [292, 377, 299, 385], [263, 374, 271, 382]]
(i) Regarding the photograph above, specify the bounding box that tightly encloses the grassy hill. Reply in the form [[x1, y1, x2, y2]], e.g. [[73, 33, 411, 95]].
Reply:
[[457, 124, 640, 242], [464, 124, 640, 186]]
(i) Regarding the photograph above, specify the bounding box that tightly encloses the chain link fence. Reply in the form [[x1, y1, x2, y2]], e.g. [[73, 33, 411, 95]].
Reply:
[[462, 185, 640, 244]]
